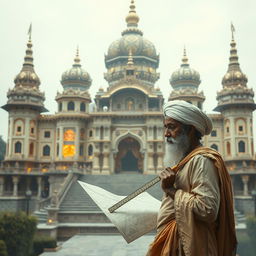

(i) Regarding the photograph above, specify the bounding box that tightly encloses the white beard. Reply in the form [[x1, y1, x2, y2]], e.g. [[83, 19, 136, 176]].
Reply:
[[163, 133, 190, 168]]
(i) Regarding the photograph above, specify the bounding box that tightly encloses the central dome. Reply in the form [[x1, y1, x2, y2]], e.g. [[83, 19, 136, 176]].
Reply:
[[105, 0, 158, 64], [107, 33, 157, 60]]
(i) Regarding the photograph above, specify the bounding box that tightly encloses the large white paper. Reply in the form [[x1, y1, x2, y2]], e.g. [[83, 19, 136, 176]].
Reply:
[[78, 181, 161, 243]]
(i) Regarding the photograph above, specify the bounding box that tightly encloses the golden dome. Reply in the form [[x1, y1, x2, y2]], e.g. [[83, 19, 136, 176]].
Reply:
[[14, 38, 41, 87], [61, 48, 92, 91], [222, 35, 248, 87], [170, 48, 200, 87]]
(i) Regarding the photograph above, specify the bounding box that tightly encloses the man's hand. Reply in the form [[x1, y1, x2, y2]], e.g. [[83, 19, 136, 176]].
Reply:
[[159, 168, 176, 196]]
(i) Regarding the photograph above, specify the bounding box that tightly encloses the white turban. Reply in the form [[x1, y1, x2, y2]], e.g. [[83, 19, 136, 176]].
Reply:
[[163, 100, 212, 136]]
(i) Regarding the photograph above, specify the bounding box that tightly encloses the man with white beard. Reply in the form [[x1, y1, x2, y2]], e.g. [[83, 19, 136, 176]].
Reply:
[[146, 100, 237, 256]]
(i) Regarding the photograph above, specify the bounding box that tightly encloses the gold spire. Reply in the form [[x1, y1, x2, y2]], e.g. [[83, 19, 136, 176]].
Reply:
[[28, 23, 32, 40], [221, 24, 248, 87], [125, 0, 139, 27], [73, 46, 81, 67], [14, 24, 40, 87], [231, 22, 235, 40], [228, 23, 239, 69], [181, 46, 189, 66]]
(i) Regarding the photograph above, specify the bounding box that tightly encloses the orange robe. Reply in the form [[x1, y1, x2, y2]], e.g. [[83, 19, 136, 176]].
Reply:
[[146, 147, 237, 256]]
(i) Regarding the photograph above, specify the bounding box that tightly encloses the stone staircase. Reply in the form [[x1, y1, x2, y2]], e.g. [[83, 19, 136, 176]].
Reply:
[[33, 208, 48, 223]]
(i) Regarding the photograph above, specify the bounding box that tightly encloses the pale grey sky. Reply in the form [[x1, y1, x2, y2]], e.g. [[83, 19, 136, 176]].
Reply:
[[0, 0, 255, 143]]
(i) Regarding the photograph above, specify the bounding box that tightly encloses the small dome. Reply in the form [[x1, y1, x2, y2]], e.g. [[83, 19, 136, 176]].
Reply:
[[61, 50, 92, 91], [170, 50, 200, 87]]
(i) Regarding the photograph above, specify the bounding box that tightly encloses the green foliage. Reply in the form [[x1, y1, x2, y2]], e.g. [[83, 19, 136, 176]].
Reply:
[[32, 236, 57, 256], [0, 136, 6, 161], [0, 240, 8, 256], [0, 212, 37, 256]]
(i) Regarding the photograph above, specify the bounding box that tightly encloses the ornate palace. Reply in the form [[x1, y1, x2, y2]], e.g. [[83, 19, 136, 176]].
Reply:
[[0, 0, 255, 238]]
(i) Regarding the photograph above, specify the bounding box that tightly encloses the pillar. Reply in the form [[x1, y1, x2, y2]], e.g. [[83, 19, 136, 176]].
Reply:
[[92, 153, 100, 174], [102, 153, 110, 174], [37, 176, 42, 199], [12, 176, 19, 197], [156, 153, 164, 173], [0, 176, 4, 196], [241, 175, 249, 196]]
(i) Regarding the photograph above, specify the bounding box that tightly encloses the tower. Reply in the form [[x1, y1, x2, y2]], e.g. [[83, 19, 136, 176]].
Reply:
[[214, 26, 256, 162], [92, 0, 164, 174], [169, 48, 205, 109], [2, 27, 47, 168], [55, 48, 92, 168]]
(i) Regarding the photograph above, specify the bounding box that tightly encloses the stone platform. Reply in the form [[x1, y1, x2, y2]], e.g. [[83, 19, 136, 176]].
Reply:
[[41, 234, 154, 256]]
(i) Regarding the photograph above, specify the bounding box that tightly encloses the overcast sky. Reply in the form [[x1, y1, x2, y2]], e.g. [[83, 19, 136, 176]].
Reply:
[[0, 0, 255, 144]]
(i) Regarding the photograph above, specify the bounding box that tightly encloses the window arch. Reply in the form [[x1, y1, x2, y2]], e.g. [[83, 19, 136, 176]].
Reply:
[[67, 101, 75, 111], [14, 141, 22, 153], [226, 142, 231, 155], [43, 145, 51, 156], [238, 141, 245, 153], [80, 102, 86, 112], [210, 144, 218, 151], [59, 102, 63, 111], [79, 144, 84, 156], [29, 142, 34, 156], [236, 118, 246, 135], [88, 145, 93, 156]]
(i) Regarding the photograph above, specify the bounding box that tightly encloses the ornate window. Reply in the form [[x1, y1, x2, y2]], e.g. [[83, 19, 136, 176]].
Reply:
[[63, 129, 75, 157], [236, 119, 246, 135], [238, 141, 245, 153], [80, 102, 86, 112], [44, 131, 51, 138], [211, 130, 217, 137], [43, 145, 51, 156], [14, 141, 22, 153], [226, 142, 231, 155], [125, 98, 135, 111], [14, 119, 24, 135], [67, 101, 75, 111], [30, 120, 36, 135], [88, 145, 93, 156], [29, 143, 34, 156], [56, 143, 59, 156], [89, 130, 93, 137], [79, 144, 84, 156], [59, 102, 62, 111], [210, 144, 218, 151]]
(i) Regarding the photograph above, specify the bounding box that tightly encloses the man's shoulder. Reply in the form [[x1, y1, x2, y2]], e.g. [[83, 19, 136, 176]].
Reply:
[[186, 153, 215, 168]]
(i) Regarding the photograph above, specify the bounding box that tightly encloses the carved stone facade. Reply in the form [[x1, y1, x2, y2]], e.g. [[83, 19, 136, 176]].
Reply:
[[0, 1, 256, 217]]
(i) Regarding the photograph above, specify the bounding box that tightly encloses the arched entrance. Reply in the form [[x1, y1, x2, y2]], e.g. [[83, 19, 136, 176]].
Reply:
[[115, 137, 143, 173]]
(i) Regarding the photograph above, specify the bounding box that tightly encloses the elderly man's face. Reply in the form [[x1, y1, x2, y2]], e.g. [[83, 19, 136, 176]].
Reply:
[[164, 117, 184, 141]]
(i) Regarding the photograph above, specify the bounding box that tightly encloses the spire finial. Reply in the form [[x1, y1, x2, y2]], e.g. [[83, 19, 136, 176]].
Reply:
[[73, 46, 81, 67], [28, 23, 32, 40], [125, 0, 139, 27], [181, 46, 189, 66], [231, 22, 235, 40], [228, 23, 239, 68], [127, 48, 134, 65]]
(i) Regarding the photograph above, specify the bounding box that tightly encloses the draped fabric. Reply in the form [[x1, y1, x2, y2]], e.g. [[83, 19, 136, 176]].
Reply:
[[146, 147, 237, 256], [146, 219, 179, 256]]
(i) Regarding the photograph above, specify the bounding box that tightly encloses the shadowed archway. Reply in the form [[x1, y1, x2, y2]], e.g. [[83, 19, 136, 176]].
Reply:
[[115, 137, 143, 173]]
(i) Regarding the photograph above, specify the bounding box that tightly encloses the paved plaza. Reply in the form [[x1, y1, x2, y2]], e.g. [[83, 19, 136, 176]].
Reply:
[[41, 234, 154, 256]]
